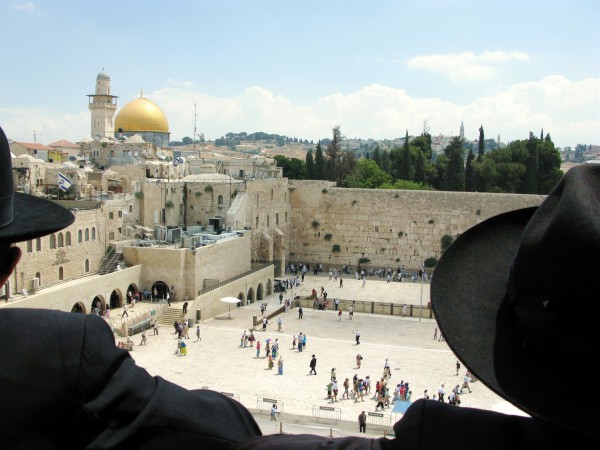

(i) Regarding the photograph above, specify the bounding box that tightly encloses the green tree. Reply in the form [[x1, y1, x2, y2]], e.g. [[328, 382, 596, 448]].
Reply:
[[305, 149, 315, 180], [344, 159, 392, 188], [314, 141, 325, 180], [522, 132, 540, 194], [465, 147, 475, 191], [399, 130, 413, 180], [325, 126, 342, 182], [372, 146, 382, 168], [414, 148, 426, 184], [274, 155, 306, 179], [380, 179, 433, 190], [478, 125, 485, 156], [442, 137, 465, 191]]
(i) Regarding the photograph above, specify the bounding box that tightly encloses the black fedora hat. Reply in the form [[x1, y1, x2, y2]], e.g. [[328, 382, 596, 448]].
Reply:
[[0, 126, 74, 244], [432, 164, 600, 440]]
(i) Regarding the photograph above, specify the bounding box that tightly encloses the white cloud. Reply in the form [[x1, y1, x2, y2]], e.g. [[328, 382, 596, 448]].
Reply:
[[10, 2, 36, 12], [407, 51, 530, 81], [1, 76, 597, 149]]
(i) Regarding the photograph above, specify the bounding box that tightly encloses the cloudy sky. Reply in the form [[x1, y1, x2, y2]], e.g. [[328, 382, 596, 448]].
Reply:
[[1, 0, 598, 149]]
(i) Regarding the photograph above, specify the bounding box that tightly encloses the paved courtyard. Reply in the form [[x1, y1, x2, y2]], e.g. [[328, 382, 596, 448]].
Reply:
[[123, 273, 526, 437]]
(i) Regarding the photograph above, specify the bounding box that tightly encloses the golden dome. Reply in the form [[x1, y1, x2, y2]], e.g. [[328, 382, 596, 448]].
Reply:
[[115, 96, 169, 133]]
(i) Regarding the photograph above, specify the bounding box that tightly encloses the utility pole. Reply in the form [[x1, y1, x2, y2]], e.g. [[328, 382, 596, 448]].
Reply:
[[192, 100, 198, 153], [32, 130, 41, 143]]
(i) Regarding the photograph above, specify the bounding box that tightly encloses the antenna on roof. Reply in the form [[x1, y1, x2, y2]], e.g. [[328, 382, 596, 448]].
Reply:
[[192, 99, 199, 153], [32, 130, 41, 144]]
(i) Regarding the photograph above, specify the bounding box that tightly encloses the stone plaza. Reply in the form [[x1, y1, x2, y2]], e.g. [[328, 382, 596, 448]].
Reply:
[[124, 272, 526, 438]]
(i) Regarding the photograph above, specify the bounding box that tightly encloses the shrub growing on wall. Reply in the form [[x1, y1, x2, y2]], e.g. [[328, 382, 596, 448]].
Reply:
[[358, 257, 371, 264], [332, 244, 341, 253], [311, 220, 320, 228], [424, 257, 438, 268], [441, 234, 454, 251], [324, 233, 332, 241]]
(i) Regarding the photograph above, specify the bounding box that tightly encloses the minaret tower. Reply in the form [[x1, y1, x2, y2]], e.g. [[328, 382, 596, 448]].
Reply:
[[87, 69, 118, 139], [459, 121, 465, 139]]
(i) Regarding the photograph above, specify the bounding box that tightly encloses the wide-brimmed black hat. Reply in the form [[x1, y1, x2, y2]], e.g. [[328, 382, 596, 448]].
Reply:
[[0, 126, 74, 244], [432, 163, 599, 440]]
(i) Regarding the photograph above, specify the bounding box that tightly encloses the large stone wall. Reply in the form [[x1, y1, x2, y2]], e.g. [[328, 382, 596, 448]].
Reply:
[[288, 181, 544, 270]]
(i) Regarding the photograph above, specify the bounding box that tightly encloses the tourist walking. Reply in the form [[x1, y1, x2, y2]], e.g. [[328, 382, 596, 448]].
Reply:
[[277, 316, 282, 331], [355, 329, 361, 345], [270, 404, 278, 421], [256, 341, 261, 358], [166, 291, 171, 306], [121, 304, 128, 318], [356, 353, 363, 368], [262, 316, 268, 331], [139, 329, 147, 346], [309, 354, 317, 375], [183, 301, 188, 314], [277, 356, 284, 375], [196, 325, 201, 341], [298, 306, 303, 319], [152, 320, 159, 335], [349, 305, 354, 319]]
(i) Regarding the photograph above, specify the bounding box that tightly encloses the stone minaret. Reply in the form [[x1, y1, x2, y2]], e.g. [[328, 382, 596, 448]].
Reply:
[[459, 121, 465, 139], [87, 69, 118, 139]]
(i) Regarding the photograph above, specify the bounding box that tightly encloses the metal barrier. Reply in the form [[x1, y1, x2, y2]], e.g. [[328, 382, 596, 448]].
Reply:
[[312, 405, 341, 422], [219, 391, 240, 403], [256, 397, 284, 415], [366, 411, 393, 428]]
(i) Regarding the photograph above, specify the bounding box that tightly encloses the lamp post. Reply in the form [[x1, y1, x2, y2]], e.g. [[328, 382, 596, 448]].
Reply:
[[419, 259, 424, 322]]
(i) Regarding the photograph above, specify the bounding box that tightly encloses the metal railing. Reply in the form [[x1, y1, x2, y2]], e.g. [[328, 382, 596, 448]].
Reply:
[[312, 405, 341, 422]]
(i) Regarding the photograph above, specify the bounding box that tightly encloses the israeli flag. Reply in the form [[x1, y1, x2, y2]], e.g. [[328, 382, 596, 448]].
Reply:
[[58, 172, 72, 192]]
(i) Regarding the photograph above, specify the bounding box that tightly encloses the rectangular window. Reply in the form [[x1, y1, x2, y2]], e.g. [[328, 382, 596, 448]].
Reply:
[[118, 211, 123, 218], [109, 212, 114, 219]]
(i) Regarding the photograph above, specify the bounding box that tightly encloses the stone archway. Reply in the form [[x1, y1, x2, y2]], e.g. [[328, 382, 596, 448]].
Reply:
[[109, 289, 123, 309], [71, 301, 86, 314], [266, 279, 272, 296], [151, 281, 170, 301], [257, 283, 264, 301], [127, 283, 139, 304], [247, 287, 255, 304], [238, 292, 246, 306], [90, 295, 105, 315]]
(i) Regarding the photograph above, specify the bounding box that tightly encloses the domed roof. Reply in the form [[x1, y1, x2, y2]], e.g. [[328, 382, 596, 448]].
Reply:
[[97, 70, 110, 80], [115, 96, 169, 133]]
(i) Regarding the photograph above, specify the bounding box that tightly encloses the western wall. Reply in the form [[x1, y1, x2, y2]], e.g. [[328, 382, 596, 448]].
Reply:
[[288, 180, 544, 270]]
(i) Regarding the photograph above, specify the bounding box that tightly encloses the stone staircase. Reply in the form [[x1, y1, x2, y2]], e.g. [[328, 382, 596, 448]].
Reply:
[[158, 305, 186, 326], [99, 248, 122, 275]]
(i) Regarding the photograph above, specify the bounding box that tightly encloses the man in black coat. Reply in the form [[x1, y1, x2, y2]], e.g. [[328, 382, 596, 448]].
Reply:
[[309, 354, 317, 375]]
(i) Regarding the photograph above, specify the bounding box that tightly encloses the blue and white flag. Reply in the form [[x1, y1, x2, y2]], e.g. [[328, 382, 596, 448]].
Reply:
[[58, 172, 72, 192]]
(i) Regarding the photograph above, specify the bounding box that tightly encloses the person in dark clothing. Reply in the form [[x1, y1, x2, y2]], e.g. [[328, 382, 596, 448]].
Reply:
[[358, 411, 367, 433], [309, 354, 317, 375]]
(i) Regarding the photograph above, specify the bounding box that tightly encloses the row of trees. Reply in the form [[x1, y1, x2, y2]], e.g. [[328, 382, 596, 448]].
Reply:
[[274, 126, 563, 195]]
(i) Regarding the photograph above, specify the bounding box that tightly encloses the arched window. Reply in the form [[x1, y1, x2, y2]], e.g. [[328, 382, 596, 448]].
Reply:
[[92, 227, 96, 240], [59, 266, 64, 280], [35, 272, 41, 287], [85, 229, 90, 242], [66, 231, 71, 246], [49, 234, 56, 249], [27, 240, 32, 253], [36, 238, 41, 251], [84, 259, 90, 273], [217, 195, 223, 205], [78, 230, 82, 243], [58, 233, 64, 248]]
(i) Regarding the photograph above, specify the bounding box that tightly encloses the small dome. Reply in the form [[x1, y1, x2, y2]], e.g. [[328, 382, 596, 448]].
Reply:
[[97, 70, 110, 80], [115, 97, 169, 133]]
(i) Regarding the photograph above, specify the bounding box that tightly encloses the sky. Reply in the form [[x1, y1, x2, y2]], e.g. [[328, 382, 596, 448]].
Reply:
[[0, 0, 598, 149]]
